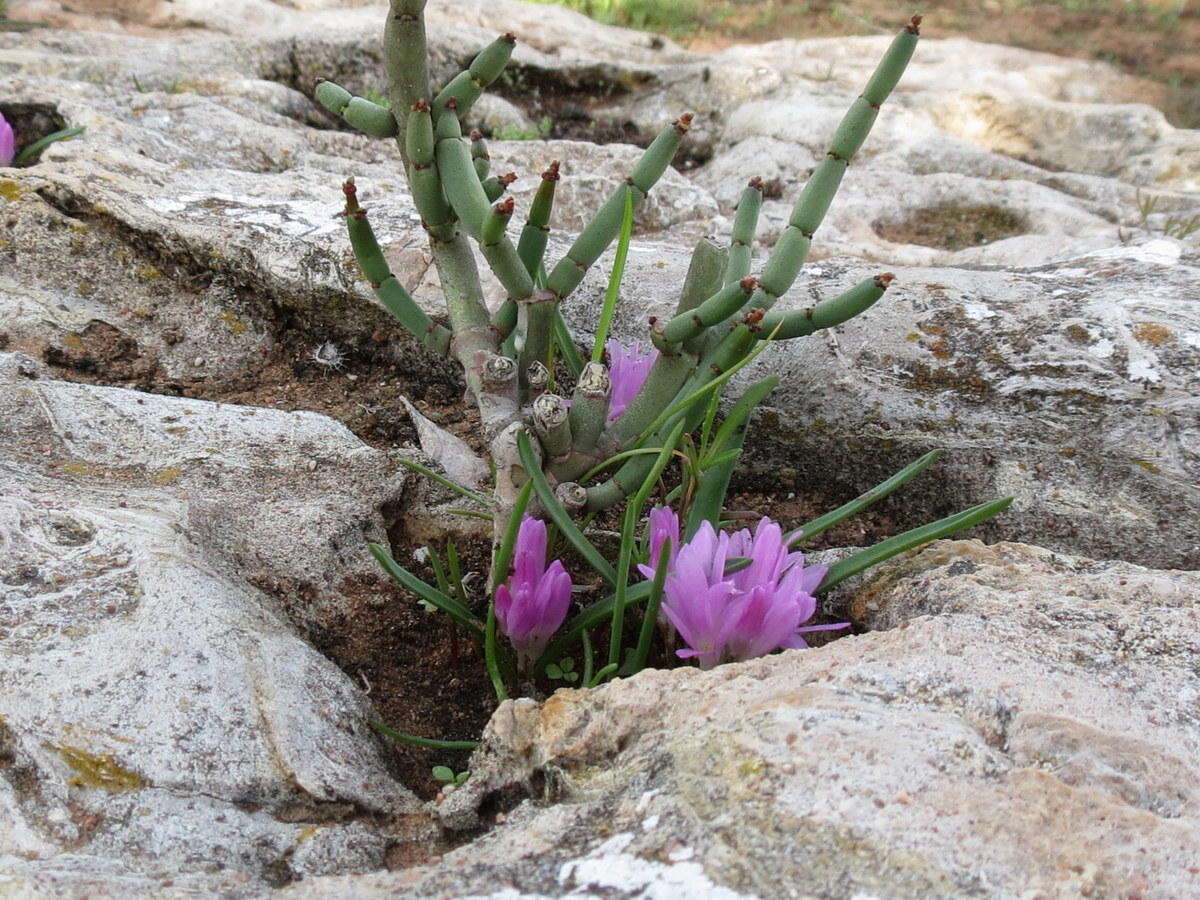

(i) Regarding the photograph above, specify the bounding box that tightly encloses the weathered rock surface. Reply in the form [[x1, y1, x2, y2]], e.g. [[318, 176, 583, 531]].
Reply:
[[0, 357, 431, 891], [2, 0, 1200, 894], [3, 0, 1199, 567], [581, 237, 1200, 570], [291, 540, 1200, 899]]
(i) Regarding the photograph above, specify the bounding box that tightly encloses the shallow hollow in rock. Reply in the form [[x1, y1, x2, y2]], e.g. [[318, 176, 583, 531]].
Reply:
[[872, 203, 1029, 250], [0, 101, 75, 163]]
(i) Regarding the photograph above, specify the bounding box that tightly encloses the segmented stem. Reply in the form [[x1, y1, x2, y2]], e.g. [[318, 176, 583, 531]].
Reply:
[[315, 80, 399, 138], [432, 32, 516, 122], [749, 17, 920, 313], [723, 177, 763, 286], [471, 129, 490, 180], [754, 274, 894, 340], [543, 115, 693, 303], [660, 277, 757, 346], [517, 160, 560, 278], [342, 180, 451, 356], [384, 0, 431, 154]]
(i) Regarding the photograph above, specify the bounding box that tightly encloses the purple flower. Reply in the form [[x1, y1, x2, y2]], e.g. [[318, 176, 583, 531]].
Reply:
[[640, 512, 844, 669], [494, 516, 573, 668], [605, 338, 658, 423], [644, 504, 679, 572], [0, 113, 15, 168]]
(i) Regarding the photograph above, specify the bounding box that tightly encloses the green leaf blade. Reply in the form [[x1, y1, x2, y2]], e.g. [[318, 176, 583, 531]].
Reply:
[[369, 543, 484, 635], [818, 497, 1013, 593]]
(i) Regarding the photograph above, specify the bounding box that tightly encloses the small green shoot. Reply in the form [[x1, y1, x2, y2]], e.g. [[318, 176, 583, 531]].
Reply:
[[432, 765, 470, 786], [545, 657, 579, 682]]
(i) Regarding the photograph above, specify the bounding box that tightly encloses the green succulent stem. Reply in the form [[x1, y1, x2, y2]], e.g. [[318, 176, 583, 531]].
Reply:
[[532, 393, 573, 459], [567, 362, 611, 454], [470, 129, 490, 176], [315, 80, 399, 138], [517, 160, 561, 280], [660, 277, 757, 346], [544, 115, 692, 303], [342, 180, 452, 356], [598, 350, 696, 454], [482, 173, 516, 202], [737, 16, 920, 320], [516, 290, 558, 393], [435, 104, 491, 236], [723, 177, 764, 286], [754, 274, 893, 340], [676, 238, 727, 317], [432, 32, 516, 122], [405, 100, 457, 241], [384, 0, 431, 153]]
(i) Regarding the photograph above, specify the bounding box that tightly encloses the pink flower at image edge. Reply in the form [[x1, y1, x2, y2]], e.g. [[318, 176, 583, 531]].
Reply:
[[494, 516, 573, 667], [0, 113, 15, 168]]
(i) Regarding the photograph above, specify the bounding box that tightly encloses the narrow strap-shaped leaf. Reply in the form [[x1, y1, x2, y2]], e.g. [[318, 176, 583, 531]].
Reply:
[[586, 662, 619, 688], [704, 376, 778, 461], [394, 455, 489, 506], [590, 185, 635, 363], [371, 722, 478, 750], [427, 544, 450, 595], [13, 125, 85, 166], [581, 629, 595, 686], [554, 310, 585, 379], [600, 417, 683, 672], [516, 430, 617, 584], [624, 537, 671, 676], [632, 420, 686, 511], [607, 502, 640, 670], [817, 496, 1013, 592], [580, 446, 669, 484], [370, 543, 484, 634], [685, 430, 744, 540], [789, 449, 941, 547], [633, 322, 780, 448], [535, 581, 652, 673], [485, 594, 507, 701]]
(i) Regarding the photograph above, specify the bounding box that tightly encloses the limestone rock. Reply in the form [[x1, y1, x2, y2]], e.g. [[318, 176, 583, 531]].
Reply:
[[562, 235, 1200, 569], [295, 540, 1200, 898], [0, 360, 425, 890]]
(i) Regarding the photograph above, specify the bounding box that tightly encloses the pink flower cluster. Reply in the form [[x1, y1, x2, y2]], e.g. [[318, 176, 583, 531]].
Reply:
[[640, 507, 846, 669]]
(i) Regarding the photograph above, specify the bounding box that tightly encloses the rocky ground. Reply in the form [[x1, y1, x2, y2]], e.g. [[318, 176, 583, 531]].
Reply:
[[1, 0, 1198, 896]]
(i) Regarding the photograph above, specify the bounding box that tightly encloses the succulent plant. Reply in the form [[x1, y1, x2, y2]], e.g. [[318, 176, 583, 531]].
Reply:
[[318, 6, 1010, 701]]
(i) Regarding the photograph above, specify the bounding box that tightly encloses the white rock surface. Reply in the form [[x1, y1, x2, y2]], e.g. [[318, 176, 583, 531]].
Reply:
[[2, 0, 1200, 893], [572, 236, 1200, 569], [0, 359, 425, 891], [291, 540, 1200, 898]]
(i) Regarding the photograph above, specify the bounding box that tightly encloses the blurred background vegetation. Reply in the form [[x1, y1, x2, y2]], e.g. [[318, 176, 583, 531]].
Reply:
[[529, 0, 1200, 127]]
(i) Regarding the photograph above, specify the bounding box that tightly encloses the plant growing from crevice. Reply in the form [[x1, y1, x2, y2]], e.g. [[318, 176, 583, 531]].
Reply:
[[0, 109, 84, 167], [315, 7, 1010, 736]]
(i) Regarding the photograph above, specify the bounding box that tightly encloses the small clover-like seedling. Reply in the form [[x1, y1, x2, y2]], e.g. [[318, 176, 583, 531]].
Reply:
[[432, 765, 470, 786], [545, 657, 578, 682]]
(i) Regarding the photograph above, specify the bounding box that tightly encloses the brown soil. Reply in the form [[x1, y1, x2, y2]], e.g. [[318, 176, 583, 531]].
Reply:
[[316, 570, 498, 800], [36, 318, 900, 799], [874, 203, 1029, 251], [34, 320, 479, 453], [681, 0, 1200, 128]]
